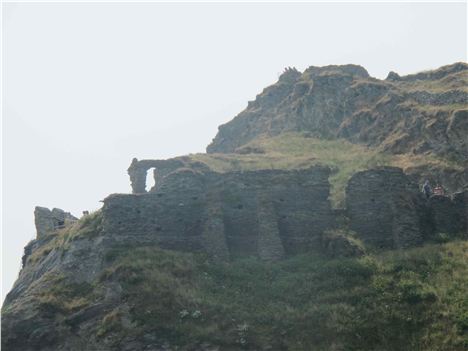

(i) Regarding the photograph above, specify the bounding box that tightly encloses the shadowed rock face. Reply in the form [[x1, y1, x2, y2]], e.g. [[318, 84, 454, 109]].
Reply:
[[103, 166, 333, 259]]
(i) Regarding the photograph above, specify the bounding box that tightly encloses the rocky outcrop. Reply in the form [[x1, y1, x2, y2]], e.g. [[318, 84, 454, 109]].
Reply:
[[207, 63, 468, 164], [386, 61, 468, 82], [3, 62, 468, 351], [446, 109, 468, 159], [34, 207, 77, 238], [4, 161, 467, 351]]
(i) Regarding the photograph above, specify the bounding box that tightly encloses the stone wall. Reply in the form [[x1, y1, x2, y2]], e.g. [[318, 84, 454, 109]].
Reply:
[[107, 161, 467, 259], [429, 191, 467, 235], [34, 207, 77, 238], [345, 167, 425, 249], [102, 166, 333, 259], [127, 157, 210, 194], [346, 168, 467, 249]]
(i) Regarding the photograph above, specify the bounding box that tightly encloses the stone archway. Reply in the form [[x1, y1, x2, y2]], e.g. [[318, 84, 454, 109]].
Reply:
[[127, 158, 190, 194]]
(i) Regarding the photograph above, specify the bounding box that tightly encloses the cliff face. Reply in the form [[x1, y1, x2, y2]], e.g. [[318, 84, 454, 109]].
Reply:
[[2, 165, 467, 350], [2, 63, 468, 351], [207, 63, 468, 164]]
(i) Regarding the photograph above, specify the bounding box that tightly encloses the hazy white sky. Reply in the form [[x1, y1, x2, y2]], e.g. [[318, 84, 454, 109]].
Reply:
[[2, 2, 467, 301]]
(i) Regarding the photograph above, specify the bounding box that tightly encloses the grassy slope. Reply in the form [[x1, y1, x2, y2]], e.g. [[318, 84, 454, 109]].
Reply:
[[14, 214, 467, 350], [96, 241, 468, 350], [190, 133, 460, 207]]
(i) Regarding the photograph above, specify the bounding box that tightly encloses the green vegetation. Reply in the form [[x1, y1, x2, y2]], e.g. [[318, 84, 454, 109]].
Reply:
[[395, 70, 468, 93], [36, 273, 96, 316], [190, 133, 458, 207], [192, 133, 390, 207], [27, 211, 103, 265], [98, 241, 468, 350]]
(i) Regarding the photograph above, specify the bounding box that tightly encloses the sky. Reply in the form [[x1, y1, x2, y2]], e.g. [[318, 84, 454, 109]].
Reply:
[[2, 2, 467, 302]]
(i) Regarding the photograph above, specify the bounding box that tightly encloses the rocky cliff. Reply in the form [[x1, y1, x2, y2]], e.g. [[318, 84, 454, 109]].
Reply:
[[2, 63, 468, 351], [207, 63, 468, 163], [3, 162, 467, 350]]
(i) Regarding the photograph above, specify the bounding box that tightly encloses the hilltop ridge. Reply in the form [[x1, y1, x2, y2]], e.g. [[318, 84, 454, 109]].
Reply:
[[207, 63, 468, 165]]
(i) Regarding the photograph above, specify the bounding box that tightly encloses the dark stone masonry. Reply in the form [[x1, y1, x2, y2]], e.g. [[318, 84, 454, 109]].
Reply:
[[97, 160, 468, 259], [31, 160, 467, 260], [429, 191, 468, 235], [346, 168, 467, 249], [104, 165, 333, 259], [346, 167, 425, 249]]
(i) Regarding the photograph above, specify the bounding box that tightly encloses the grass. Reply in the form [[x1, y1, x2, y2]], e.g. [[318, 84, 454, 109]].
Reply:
[[189, 132, 459, 207], [10, 175, 466, 350], [395, 74, 468, 93], [191, 133, 391, 207], [97, 241, 468, 350], [36, 273, 96, 316], [27, 210, 103, 265]]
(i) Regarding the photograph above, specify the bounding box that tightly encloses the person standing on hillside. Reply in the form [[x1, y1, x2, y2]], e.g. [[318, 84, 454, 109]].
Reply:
[[422, 180, 433, 199]]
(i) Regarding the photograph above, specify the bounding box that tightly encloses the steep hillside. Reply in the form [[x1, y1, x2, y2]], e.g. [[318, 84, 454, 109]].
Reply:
[[207, 63, 468, 165], [2, 212, 468, 350], [2, 63, 468, 351]]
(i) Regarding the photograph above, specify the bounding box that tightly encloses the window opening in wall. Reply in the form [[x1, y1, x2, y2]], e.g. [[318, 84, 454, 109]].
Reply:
[[146, 168, 156, 192]]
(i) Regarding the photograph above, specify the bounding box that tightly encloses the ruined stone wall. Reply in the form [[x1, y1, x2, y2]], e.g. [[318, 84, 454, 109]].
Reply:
[[345, 167, 425, 249], [430, 191, 467, 235], [34, 207, 77, 239], [346, 168, 467, 249], [102, 167, 333, 259], [454, 190, 468, 235], [106, 161, 467, 259], [127, 157, 210, 194]]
